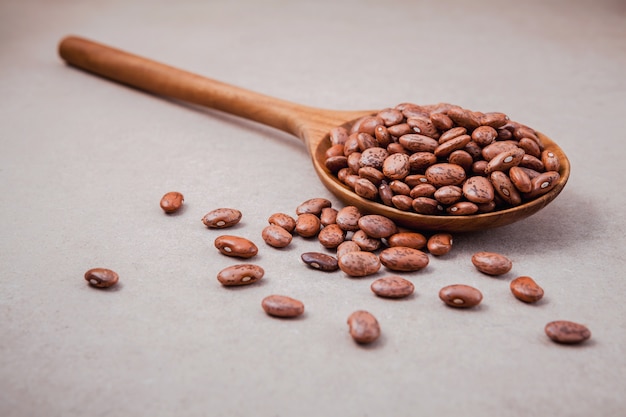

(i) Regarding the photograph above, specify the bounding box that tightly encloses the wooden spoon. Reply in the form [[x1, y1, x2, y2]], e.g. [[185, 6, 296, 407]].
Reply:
[[58, 35, 570, 232]]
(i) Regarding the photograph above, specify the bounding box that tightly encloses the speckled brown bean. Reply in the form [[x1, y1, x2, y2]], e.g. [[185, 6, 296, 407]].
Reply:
[[329, 126, 349, 145], [347, 310, 381, 344], [338, 251, 381, 277], [485, 148, 525, 173], [508, 166, 532, 193], [446, 201, 478, 215], [354, 177, 379, 200], [261, 225, 293, 248], [373, 125, 391, 147], [387, 232, 427, 250], [357, 215, 398, 239], [408, 117, 439, 138], [409, 152, 437, 172], [356, 132, 378, 151], [351, 229, 381, 251], [336, 241, 361, 259], [262, 295, 304, 318], [359, 147, 388, 169], [438, 126, 467, 143], [344, 174, 358, 188], [215, 235, 258, 258], [351, 116, 384, 135], [412, 197, 442, 214], [160, 191, 184, 213], [317, 224, 346, 249], [481, 141, 519, 161], [462, 176, 495, 204], [84, 268, 119, 288], [387, 143, 409, 155], [320, 207, 338, 226], [471, 160, 488, 176], [447, 108, 481, 130], [268, 212, 297, 233], [518, 138, 541, 158], [434, 134, 471, 158], [382, 153, 410, 180], [387, 123, 412, 137], [448, 150, 473, 172], [471, 251, 512, 275], [378, 181, 394, 206], [325, 144, 345, 159], [427, 233, 453, 256], [347, 151, 362, 172], [410, 184, 437, 198], [439, 284, 483, 308], [430, 112, 454, 131], [301, 252, 339, 272], [377, 108, 404, 126], [336, 206, 362, 231], [510, 276, 544, 303], [389, 195, 412, 211], [217, 264, 264, 286], [523, 171, 560, 199], [325, 156, 348, 173], [371, 276, 415, 299], [358, 167, 385, 186], [425, 163, 466, 187], [490, 171, 522, 206], [296, 198, 332, 216], [434, 185, 463, 205], [471, 126, 497, 147], [544, 320, 591, 344], [480, 112, 509, 128], [202, 208, 243, 228], [399, 134, 439, 153], [295, 213, 322, 238], [379, 247, 429, 272]]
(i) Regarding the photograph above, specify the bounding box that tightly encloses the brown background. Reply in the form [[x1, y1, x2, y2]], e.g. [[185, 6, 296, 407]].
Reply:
[[1, 0, 625, 416]]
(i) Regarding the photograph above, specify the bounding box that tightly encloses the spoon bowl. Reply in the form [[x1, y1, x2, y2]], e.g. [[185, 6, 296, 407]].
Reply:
[[58, 36, 570, 232]]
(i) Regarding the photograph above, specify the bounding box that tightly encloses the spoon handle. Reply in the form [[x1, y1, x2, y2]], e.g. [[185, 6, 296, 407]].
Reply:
[[58, 36, 353, 142]]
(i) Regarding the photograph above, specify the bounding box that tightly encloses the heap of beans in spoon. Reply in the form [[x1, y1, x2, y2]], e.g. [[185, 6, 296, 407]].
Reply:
[[324, 102, 560, 215]]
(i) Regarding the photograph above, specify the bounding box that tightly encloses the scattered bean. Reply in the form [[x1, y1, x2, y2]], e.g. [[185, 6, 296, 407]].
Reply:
[[317, 223, 346, 249], [370, 276, 415, 298], [217, 264, 264, 286], [296, 198, 332, 216], [471, 251, 512, 275], [268, 212, 297, 233], [338, 251, 381, 277], [202, 208, 242, 228], [427, 233, 453, 256], [379, 247, 429, 272], [160, 191, 184, 214], [387, 232, 427, 250], [261, 224, 293, 248], [336, 241, 361, 259], [335, 206, 362, 231], [357, 215, 398, 239], [294, 213, 322, 238], [544, 320, 591, 344], [347, 310, 381, 344], [510, 276, 544, 303], [301, 252, 339, 272], [84, 268, 119, 288], [439, 284, 483, 308], [262, 295, 304, 318], [214, 235, 258, 258]]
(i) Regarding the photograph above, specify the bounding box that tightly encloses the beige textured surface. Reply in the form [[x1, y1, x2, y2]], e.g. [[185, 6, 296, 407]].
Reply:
[[1, 0, 625, 416]]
